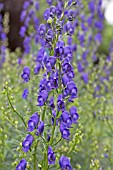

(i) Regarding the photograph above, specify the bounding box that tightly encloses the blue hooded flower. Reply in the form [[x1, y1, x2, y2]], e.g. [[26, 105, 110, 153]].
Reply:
[[27, 112, 39, 132], [21, 66, 30, 82], [22, 134, 34, 152], [70, 106, 79, 123], [59, 156, 72, 170], [22, 88, 29, 99], [37, 90, 48, 106], [60, 122, 70, 140], [48, 146, 56, 165], [36, 121, 44, 136], [16, 159, 27, 170]]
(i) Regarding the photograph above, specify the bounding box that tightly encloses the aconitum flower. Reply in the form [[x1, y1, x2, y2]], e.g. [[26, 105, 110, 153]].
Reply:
[[16, 159, 27, 170], [94, 20, 103, 31], [23, 1, 30, 10], [20, 26, 26, 38], [43, 8, 50, 20], [49, 97, 55, 109], [60, 122, 70, 140], [66, 21, 74, 36], [28, 112, 39, 132], [22, 134, 34, 152], [59, 156, 72, 170], [48, 146, 56, 164], [50, 71, 59, 89], [36, 121, 44, 135], [35, 2, 39, 11], [20, 10, 27, 22], [34, 63, 41, 75], [37, 90, 48, 106], [62, 74, 70, 86], [46, 0, 53, 6], [70, 106, 79, 123], [94, 33, 102, 44], [81, 72, 89, 84], [61, 111, 72, 128], [88, 0, 95, 12], [23, 36, 31, 54], [67, 10, 75, 21], [57, 94, 65, 111], [21, 66, 30, 82], [67, 81, 77, 101], [38, 24, 46, 37], [22, 88, 29, 99]]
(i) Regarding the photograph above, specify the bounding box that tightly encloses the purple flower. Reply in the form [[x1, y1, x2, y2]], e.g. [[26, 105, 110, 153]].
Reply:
[[35, 2, 39, 10], [48, 146, 56, 165], [27, 112, 39, 132], [34, 63, 41, 75], [16, 159, 27, 170], [60, 122, 70, 140], [46, 0, 54, 6], [21, 66, 30, 82], [22, 134, 34, 152], [20, 26, 26, 37], [61, 111, 72, 128], [44, 56, 56, 72], [23, 36, 31, 54], [37, 90, 48, 106], [62, 74, 70, 86], [57, 94, 65, 111], [50, 71, 59, 89], [49, 97, 55, 109], [59, 156, 72, 170], [88, 0, 95, 12], [94, 33, 102, 44], [81, 73, 89, 84], [67, 81, 77, 101], [43, 8, 50, 20], [0, 3, 4, 10], [50, 6, 56, 18], [22, 88, 29, 99], [64, 46, 72, 60], [36, 121, 44, 135], [38, 24, 46, 37], [20, 10, 26, 22], [70, 106, 79, 124], [94, 21, 103, 31], [65, 21, 74, 36], [62, 62, 74, 78], [23, 1, 30, 10]]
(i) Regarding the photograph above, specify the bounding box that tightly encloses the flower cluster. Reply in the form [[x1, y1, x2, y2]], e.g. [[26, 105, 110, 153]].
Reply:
[[20, 0, 40, 54], [17, 0, 79, 169], [71, 0, 104, 84]]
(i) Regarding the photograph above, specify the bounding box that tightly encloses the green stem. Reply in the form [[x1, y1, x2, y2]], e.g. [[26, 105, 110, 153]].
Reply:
[[43, 145, 49, 170], [34, 141, 38, 170], [6, 90, 27, 128], [68, 141, 77, 154], [53, 138, 62, 147], [50, 118, 57, 146], [42, 104, 46, 121]]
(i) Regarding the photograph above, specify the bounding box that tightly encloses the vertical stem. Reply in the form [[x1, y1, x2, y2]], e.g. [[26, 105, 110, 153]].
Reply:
[[50, 118, 57, 146], [43, 145, 48, 170], [34, 141, 38, 170], [42, 104, 46, 121]]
